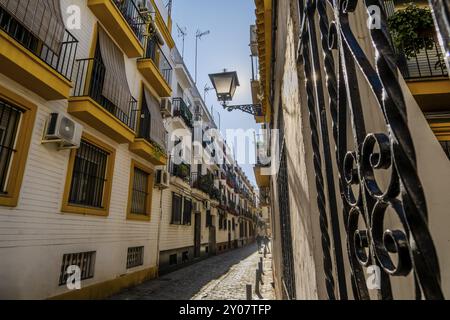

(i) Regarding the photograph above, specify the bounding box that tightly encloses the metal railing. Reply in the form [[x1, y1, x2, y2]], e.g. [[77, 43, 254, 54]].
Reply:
[[172, 98, 193, 128], [0, 7, 78, 81], [143, 36, 173, 85], [112, 0, 147, 44], [72, 58, 138, 131], [138, 102, 167, 151], [396, 37, 448, 79], [255, 133, 271, 167], [169, 158, 191, 183]]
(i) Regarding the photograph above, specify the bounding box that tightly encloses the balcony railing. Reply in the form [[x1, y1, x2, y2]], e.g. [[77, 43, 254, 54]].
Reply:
[[172, 98, 193, 128], [138, 109, 167, 152], [112, 0, 146, 44], [72, 58, 138, 131], [255, 133, 271, 167], [169, 158, 191, 183], [396, 37, 448, 79], [143, 36, 173, 85], [0, 6, 78, 81]]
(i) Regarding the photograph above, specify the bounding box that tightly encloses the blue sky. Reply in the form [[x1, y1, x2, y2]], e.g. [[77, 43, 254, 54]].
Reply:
[[171, 0, 259, 186]]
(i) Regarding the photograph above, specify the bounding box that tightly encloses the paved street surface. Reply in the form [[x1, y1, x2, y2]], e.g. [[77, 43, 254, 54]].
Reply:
[[111, 244, 275, 300]]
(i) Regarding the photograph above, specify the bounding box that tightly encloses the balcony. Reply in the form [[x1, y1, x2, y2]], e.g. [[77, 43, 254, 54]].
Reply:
[[169, 159, 191, 187], [228, 201, 238, 216], [260, 187, 271, 206], [155, 6, 175, 49], [69, 58, 138, 143], [87, 0, 145, 58], [254, 134, 271, 188], [395, 36, 450, 113], [137, 37, 173, 98], [172, 98, 194, 129], [0, 6, 78, 100], [191, 172, 221, 201], [130, 111, 168, 165]]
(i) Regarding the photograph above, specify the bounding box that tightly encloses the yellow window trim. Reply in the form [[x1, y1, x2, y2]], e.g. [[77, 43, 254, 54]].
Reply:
[[150, 0, 175, 49], [61, 132, 116, 217], [127, 159, 154, 222], [0, 84, 37, 207]]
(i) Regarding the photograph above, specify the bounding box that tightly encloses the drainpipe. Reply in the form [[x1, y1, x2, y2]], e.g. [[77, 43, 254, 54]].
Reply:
[[155, 188, 164, 277]]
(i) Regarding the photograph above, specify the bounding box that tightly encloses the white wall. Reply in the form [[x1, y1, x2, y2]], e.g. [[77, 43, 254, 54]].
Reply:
[[0, 0, 174, 299]]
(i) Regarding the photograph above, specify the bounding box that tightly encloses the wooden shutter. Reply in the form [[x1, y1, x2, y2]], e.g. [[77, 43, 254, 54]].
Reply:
[[143, 88, 166, 150], [183, 197, 192, 225], [171, 193, 182, 224], [97, 27, 132, 115], [0, 0, 65, 53]]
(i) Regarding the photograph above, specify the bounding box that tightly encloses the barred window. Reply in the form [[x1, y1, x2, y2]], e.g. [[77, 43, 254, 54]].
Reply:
[[69, 140, 109, 208], [59, 251, 96, 286], [127, 246, 144, 269], [131, 167, 149, 215], [206, 210, 212, 228], [171, 193, 183, 224], [0, 100, 22, 194], [183, 198, 192, 225]]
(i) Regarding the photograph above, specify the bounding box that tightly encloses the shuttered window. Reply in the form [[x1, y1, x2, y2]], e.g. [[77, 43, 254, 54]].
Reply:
[[141, 88, 167, 150], [171, 193, 192, 226], [171, 193, 183, 224], [183, 198, 192, 225], [97, 27, 132, 116], [0, 100, 22, 194], [0, 0, 65, 53], [69, 140, 109, 208]]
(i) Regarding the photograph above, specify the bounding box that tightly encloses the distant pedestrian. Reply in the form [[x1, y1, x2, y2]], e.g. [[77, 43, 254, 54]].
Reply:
[[263, 236, 271, 253]]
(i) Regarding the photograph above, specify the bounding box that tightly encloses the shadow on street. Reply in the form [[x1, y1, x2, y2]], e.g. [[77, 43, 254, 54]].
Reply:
[[111, 244, 258, 300]]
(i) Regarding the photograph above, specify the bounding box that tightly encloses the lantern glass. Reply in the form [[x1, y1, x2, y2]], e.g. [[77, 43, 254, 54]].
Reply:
[[209, 71, 240, 103]]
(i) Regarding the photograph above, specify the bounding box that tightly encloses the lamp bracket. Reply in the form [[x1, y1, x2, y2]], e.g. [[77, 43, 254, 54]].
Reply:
[[221, 103, 263, 116]]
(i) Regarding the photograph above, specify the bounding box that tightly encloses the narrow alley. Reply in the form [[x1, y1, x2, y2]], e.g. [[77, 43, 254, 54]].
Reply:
[[111, 244, 275, 300]]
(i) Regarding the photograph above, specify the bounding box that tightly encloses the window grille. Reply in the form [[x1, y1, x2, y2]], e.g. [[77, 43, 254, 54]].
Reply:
[[183, 198, 192, 225], [171, 193, 183, 224], [127, 246, 144, 269], [0, 100, 22, 194], [59, 251, 96, 286], [69, 140, 109, 208], [131, 167, 149, 215]]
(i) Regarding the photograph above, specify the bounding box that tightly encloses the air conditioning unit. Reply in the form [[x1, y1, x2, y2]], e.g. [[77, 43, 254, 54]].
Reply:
[[161, 98, 172, 117], [155, 169, 170, 189], [42, 113, 83, 149]]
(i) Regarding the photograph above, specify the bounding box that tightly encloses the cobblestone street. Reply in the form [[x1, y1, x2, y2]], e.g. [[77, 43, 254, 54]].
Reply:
[[111, 244, 275, 300]]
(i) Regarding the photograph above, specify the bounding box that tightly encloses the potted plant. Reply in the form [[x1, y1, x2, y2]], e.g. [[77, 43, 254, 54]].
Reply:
[[179, 163, 190, 180], [388, 3, 435, 59]]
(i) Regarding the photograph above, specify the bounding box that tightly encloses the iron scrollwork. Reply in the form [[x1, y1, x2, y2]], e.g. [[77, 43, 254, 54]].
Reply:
[[298, 0, 446, 299]]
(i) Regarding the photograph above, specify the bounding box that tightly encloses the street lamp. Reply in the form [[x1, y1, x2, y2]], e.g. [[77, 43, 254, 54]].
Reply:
[[208, 70, 262, 116]]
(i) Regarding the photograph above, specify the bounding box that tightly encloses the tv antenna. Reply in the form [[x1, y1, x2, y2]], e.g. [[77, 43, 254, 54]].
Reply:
[[177, 24, 188, 58], [195, 29, 210, 84]]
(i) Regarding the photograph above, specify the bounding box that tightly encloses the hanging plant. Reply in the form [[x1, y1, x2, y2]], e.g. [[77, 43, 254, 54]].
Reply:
[[388, 3, 435, 59]]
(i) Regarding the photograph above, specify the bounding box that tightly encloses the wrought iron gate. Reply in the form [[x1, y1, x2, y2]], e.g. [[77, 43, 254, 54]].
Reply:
[[297, 0, 449, 300]]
